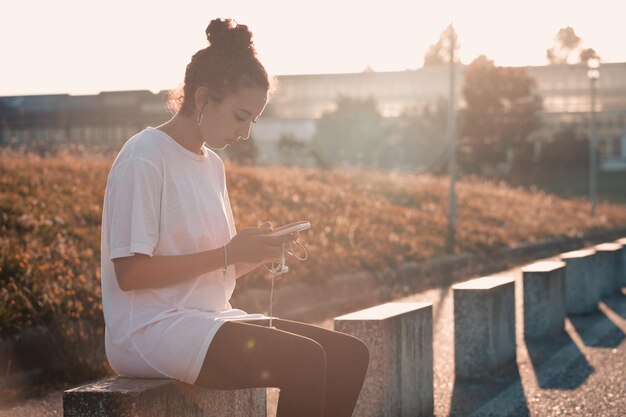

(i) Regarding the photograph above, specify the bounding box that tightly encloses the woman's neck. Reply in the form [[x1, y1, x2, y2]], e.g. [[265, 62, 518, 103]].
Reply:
[[156, 113, 205, 155]]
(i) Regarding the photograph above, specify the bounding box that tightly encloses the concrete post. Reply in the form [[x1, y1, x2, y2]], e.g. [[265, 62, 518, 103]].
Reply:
[[521, 261, 566, 339], [334, 302, 433, 417], [453, 276, 516, 378], [594, 243, 622, 296], [614, 238, 626, 288], [560, 249, 599, 314]]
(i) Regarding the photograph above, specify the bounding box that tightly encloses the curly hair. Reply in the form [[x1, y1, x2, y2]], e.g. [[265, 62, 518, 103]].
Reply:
[[167, 18, 276, 115]]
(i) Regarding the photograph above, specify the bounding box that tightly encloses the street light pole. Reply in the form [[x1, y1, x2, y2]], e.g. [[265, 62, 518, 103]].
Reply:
[[446, 24, 458, 254], [587, 58, 600, 217]]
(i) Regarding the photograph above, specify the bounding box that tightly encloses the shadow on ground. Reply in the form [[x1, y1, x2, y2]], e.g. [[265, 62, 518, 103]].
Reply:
[[570, 295, 625, 349], [601, 291, 626, 319], [525, 330, 593, 390], [449, 361, 530, 417]]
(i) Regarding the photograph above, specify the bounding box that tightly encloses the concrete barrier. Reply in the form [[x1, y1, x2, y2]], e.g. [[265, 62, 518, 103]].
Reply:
[[614, 238, 626, 288], [453, 276, 516, 378], [334, 302, 433, 417], [63, 377, 266, 417], [521, 261, 566, 339], [594, 243, 622, 297], [560, 249, 599, 315]]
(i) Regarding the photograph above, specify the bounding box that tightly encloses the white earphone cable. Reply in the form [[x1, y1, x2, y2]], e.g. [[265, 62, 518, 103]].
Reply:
[[263, 240, 308, 328]]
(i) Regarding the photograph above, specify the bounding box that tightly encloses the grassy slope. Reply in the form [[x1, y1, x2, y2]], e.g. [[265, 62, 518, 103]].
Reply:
[[0, 153, 626, 290], [228, 165, 626, 283], [1, 150, 626, 333]]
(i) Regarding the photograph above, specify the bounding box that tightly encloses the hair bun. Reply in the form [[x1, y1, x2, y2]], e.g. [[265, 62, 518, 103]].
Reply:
[[205, 18, 256, 56]]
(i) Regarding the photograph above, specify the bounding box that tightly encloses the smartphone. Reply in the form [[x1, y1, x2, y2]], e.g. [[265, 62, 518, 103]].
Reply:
[[267, 221, 311, 237]]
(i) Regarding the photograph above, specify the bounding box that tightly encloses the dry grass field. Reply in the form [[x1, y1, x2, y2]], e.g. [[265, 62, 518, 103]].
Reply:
[[2, 149, 626, 337]]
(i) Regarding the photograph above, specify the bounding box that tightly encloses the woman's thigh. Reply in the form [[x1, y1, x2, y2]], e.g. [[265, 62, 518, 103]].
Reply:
[[273, 319, 369, 371], [232, 318, 368, 358], [273, 319, 365, 348], [243, 318, 369, 367], [238, 318, 369, 378], [194, 320, 327, 390]]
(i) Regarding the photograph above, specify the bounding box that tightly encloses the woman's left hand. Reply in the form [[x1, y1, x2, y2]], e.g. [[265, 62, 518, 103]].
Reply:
[[259, 221, 273, 234]]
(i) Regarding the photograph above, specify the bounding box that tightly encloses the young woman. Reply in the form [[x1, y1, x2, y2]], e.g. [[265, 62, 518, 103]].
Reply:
[[100, 18, 369, 417]]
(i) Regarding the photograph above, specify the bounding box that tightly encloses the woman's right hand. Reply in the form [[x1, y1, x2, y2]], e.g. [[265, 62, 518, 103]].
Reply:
[[225, 227, 296, 265]]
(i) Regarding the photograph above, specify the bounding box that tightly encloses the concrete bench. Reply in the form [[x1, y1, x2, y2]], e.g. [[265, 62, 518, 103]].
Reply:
[[594, 243, 623, 297], [63, 377, 266, 417], [334, 302, 433, 417], [560, 249, 599, 314], [453, 275, 516, 378], [521, 261, 566, 339]]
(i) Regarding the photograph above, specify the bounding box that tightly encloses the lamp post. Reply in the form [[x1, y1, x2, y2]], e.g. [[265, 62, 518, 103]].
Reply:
[[446, 24, 458, 254], [587, 58, 600, 217]]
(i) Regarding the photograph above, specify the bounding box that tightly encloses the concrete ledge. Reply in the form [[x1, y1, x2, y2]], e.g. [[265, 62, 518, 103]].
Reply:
[[521, 261, 566, 339], [63, 377, 266, 417], [453, 276, 516, 378], [560, 249, 599, 314], [334, 302, 433, 417], [594, 243, 622, 296]]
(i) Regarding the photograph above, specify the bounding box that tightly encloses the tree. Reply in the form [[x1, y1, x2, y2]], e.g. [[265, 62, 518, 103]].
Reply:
[[381, 99, 448, 172], [277, 133, 308, 166], [537, 125, 589, 171], [580, 47, 601, 64], [546, 27, 601, 65], [0, 100, 9, 146], [546, 26, 582, 65], [460, 55, 543, 176], [423, 24, 460, 66], [311, 96, 388, 168]]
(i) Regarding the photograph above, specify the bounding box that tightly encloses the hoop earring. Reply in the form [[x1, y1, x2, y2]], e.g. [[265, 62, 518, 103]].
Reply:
[[197, 110, 204, 127], [196, 102, 207, 127]]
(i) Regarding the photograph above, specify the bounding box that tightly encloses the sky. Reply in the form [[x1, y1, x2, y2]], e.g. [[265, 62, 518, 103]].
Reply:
[[1, 0, 624, 97]]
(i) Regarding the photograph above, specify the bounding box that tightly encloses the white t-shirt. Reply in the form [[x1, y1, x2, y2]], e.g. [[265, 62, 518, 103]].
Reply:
[[101, 126, 266, 384]]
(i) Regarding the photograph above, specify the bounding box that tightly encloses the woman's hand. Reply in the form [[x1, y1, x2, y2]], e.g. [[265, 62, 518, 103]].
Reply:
[[260, 221, 299, 251], [226, 224, 297, 265]]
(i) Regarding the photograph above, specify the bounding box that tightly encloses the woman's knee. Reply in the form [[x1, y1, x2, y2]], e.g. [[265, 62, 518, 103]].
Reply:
[[275, 319, 368, 368], [350, 335, 369, 367], [264, 334, 327, 395], [332, 332, 370, 372], [291, 336, 327, 378]]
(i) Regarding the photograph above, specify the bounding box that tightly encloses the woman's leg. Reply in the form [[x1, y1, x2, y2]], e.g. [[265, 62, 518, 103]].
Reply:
[[194, 320, 327, 417], [273, 318, 370, 417]]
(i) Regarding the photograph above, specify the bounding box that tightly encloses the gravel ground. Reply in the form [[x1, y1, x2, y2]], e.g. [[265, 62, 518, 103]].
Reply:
[[0, 390, 62, 417], [2, 255, 624, 417]]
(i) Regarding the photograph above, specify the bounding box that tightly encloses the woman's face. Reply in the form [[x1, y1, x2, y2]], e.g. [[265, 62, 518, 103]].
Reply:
[[200, 87, 268, 150]]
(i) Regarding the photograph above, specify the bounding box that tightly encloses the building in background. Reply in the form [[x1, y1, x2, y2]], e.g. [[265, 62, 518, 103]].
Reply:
[[1, 63, 625, 170], [0, 90, 169, 151], [526, 63, 626, 171]]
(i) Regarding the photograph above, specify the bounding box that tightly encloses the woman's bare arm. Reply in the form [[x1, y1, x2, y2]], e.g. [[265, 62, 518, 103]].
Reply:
[[235, 262, 261, 279], [113, 247, 227, 292], [112, 227, 296, 291]]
